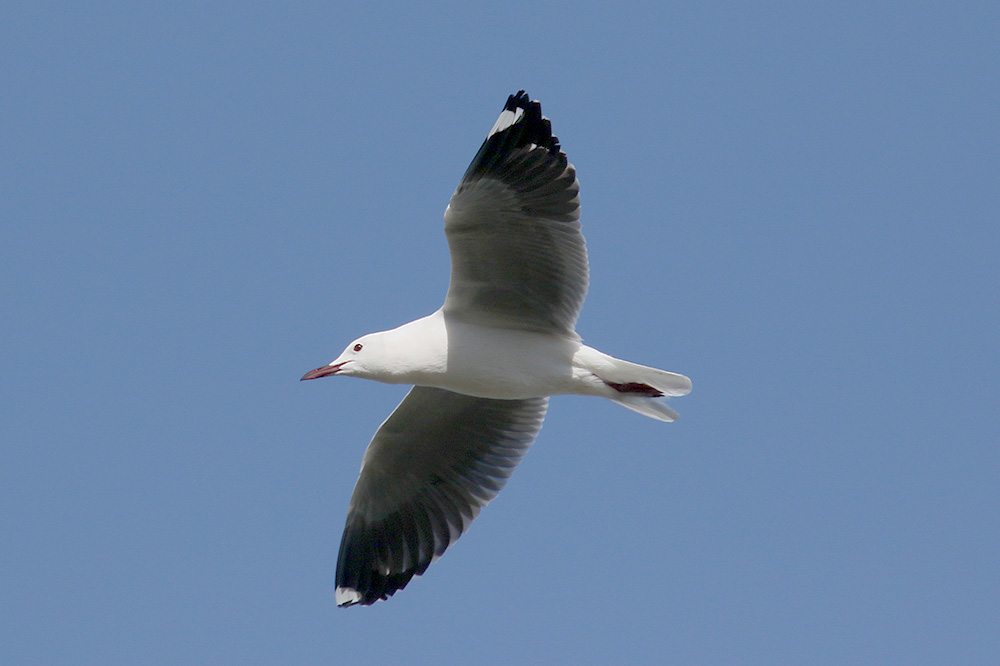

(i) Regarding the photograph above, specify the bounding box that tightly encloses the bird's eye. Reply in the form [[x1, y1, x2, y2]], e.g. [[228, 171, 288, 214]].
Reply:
[[353, 343, 363, 352]]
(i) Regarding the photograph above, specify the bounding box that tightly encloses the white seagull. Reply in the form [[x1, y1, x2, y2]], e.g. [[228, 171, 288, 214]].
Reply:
[[302, 91, 691, 606]]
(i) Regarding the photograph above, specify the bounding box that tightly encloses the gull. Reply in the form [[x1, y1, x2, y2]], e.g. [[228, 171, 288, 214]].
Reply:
[[302, 91, 691, 606]]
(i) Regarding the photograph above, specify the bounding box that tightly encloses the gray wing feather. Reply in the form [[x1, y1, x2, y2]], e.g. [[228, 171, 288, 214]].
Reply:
[[335, 386, 548, 606], [442, 91, 588, 335]]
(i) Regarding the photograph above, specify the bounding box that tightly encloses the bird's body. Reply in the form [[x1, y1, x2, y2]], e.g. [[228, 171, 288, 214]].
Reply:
[[319, 307, 691, 412], [351, 309, 578, 399], [302, 91, 691, 606]]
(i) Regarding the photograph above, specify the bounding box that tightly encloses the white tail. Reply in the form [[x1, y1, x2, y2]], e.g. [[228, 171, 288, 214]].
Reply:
[[574, 346, 692, 422], [609, 393, 683, 422]]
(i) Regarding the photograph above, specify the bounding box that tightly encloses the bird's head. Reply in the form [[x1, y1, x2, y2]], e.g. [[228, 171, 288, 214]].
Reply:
[[301, 333, 385, 381]]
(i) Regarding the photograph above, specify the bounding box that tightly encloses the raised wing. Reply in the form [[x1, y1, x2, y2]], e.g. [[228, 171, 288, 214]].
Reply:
[[442, 91, 588, 336], [335, 386, 548, 606]]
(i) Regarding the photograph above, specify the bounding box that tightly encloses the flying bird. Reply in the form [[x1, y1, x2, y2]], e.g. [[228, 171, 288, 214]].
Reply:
[[302, 91, 691, 606]]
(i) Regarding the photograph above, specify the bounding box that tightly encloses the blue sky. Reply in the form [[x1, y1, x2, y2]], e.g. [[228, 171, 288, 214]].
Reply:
[[3, 2, 998, 663]]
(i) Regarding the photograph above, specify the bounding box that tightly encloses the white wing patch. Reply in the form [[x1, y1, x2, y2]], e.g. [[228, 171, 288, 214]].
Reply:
[[487, 106, 525, 138], [335, 586, 361, 606]]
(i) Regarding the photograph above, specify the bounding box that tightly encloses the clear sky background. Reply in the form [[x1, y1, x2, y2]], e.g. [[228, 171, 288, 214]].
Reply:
[[3, 2, 998, 664]]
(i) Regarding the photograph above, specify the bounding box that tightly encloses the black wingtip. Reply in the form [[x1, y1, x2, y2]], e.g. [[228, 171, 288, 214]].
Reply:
[[497, 90, 561, 156], [335, 517, 421, 607], [460, 90, 565, 184], [504, 89, 528, 111]]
